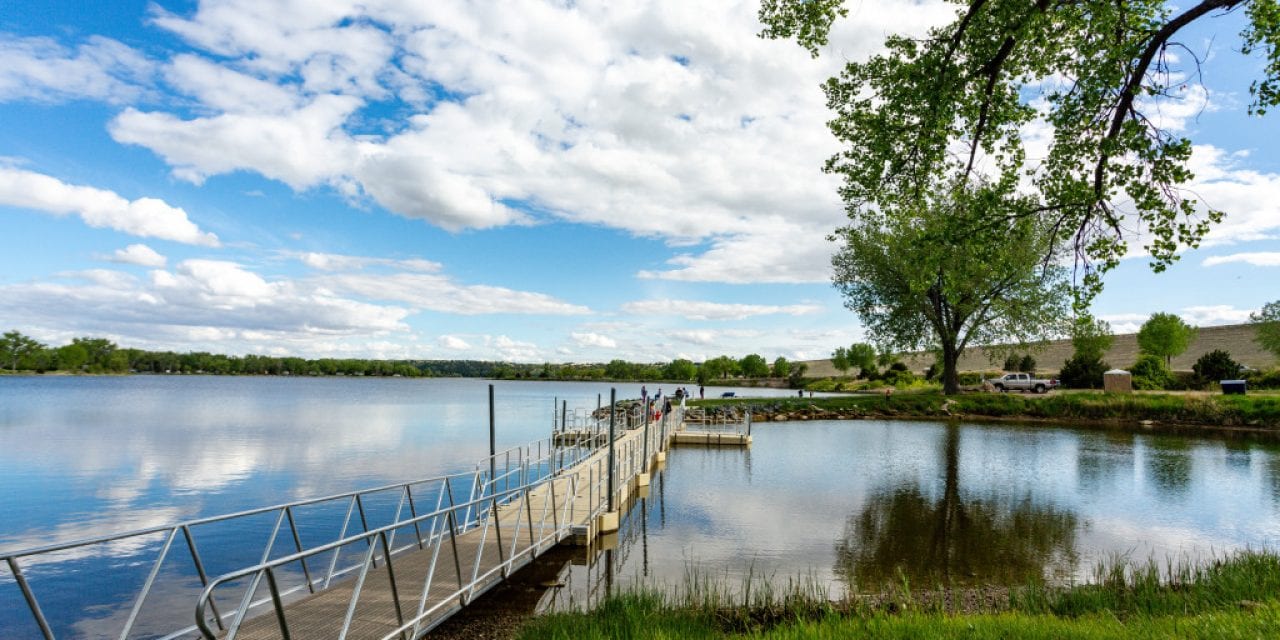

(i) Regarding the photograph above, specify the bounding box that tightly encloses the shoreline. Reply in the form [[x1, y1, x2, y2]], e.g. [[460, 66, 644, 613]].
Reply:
[[689, 391, 1280, 438]]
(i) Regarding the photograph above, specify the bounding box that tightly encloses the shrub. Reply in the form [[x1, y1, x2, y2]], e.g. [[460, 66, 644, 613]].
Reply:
[[924, 363, 939, 381], [1058, 354, 1108, 389], [889, 361, 909, 372], [1245, 368, 1280, 390], [1018, 354, 1037, 373], [1003, 354, 1020, 371], [1131, 354, 1172, 390], [1193, 349, 1243, 384]]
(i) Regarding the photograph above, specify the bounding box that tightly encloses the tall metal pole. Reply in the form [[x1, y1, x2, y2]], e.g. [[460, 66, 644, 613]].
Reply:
[[607, 387, 616, 512], [561, 400, 568, 435], [488, 384, 496, 495], [643, 399, 650, 467]]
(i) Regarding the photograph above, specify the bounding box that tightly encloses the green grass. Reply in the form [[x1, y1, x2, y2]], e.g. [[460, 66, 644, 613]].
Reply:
[[690, 391, 1280, 428], [517, 552, 1280, 639]]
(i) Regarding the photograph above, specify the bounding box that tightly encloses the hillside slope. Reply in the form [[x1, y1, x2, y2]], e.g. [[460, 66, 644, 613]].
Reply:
[[799, 323, 1277, 376]]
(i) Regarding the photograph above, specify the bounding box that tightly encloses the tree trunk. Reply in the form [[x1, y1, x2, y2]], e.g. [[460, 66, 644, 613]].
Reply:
[[942, 343, 961, 395]]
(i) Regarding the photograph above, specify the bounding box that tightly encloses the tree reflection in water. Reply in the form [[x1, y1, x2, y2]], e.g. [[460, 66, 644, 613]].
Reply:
[[835, 425, 1079, 592]]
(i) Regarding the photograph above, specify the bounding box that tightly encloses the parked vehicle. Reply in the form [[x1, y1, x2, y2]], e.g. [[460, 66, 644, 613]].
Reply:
[[986, 372, 1059, 394]]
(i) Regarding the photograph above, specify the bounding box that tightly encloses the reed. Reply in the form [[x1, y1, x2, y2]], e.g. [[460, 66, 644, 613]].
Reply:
[[517, 551, 1280, 639]]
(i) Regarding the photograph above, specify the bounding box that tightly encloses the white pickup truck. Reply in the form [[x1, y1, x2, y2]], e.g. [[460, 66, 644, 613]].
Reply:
[[986, 372, 1059, 394]]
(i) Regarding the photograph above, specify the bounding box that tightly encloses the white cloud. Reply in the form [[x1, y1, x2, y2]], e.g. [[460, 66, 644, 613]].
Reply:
[[1180, 305, 1257, 326], [622, 298, 823, 321], [109, 244, 167, 267], [92, 0, 957, 272], [0, 167, 219, 246], [437, 334, 470, 350], [638, 222, 837, 283], [488, 334, 540, 362], [1203, 252, 1280, 267], [0, 260, 411, 352], [292, 251, 442, 272], [319, 272, 591, 316], [0, 34, 155, 104], [570, 332, 617, 349]]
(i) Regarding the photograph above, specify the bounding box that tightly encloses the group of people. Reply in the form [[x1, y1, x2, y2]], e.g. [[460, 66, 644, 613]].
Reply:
[[639, 385, 701, 421]]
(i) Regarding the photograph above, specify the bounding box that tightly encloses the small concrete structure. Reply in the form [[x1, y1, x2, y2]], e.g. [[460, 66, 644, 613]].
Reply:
[[1104, 369, 1133, 394]]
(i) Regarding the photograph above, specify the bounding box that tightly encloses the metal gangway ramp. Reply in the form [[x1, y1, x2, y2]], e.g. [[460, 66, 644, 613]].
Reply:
[[0, 398, 751, 640]]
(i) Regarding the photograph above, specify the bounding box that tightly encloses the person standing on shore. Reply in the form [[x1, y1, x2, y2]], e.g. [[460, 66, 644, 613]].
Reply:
[[699, 385, 704, 399]]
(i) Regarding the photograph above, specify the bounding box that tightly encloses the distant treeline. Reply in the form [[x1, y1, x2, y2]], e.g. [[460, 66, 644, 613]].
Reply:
[[0, 330, 806, 384]]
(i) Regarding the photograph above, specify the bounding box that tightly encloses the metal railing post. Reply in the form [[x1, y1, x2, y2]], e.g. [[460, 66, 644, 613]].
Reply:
[[6, 557, 54, 640], [607, 388, 616, 513], [488, 384, 496, 498]]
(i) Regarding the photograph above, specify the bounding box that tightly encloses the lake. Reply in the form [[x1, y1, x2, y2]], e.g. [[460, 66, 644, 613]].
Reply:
[[2, 376, 1279, 636]]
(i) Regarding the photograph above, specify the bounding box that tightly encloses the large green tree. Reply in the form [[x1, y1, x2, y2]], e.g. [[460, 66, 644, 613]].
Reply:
[[1252, 300, 1280, 362], [1137, 312, 1197, 367], [761, 0, 1279, 298], [1, 330, 43, 371], [832, 182, 1070, 395], [846, 343, 877, 376], [739, 353, 771, 378]]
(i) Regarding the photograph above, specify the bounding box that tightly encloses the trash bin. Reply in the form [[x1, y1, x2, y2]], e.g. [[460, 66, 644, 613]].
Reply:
[[1221, 380, 1247, 395]]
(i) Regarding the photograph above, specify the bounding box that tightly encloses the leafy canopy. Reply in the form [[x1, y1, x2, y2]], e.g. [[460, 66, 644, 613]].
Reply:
[[1136, 312, 1197, 366], [1252, 300, 1280, 362], [760, 0, 1280, 300], [831, 180, 1070, 394]]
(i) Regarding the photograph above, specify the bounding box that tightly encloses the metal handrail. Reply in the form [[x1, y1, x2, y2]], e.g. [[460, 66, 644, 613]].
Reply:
[[1, 403, 681, 639], [0, 426, 609, 640], [193, 470, 578, 640]]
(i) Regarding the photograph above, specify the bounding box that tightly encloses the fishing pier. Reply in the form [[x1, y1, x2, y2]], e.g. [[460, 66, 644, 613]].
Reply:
[[1, 389, 751, 639]]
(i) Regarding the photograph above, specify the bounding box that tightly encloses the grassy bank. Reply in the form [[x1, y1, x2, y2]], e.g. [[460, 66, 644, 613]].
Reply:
[[690, 391, 1280, 429], [518, 553, 1280, 639]]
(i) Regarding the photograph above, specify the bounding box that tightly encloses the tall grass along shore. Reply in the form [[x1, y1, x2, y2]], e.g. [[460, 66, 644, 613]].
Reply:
[[518, 552, 1280, 639]]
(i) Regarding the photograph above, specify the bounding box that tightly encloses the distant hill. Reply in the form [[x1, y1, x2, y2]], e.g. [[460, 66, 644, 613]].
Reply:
[[799, 323, 1277, 375]]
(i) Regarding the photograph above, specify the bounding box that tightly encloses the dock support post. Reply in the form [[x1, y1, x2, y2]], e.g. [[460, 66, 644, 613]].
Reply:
[[601, 387, 618, 533], [489, 384, 496, 495], [561, 400, 568, 436]]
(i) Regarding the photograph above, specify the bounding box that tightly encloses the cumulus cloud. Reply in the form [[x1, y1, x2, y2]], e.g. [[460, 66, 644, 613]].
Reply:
[[108, 244, 167, 267], [0, 34, 155, 104], [0, 167, 219, 246], [319, 272, 591, 315], [1180, 305, 1257, 326], [1187, 145, 1280, 248], [1202, 252, 1280, 267], [622, 298, 823, 321], [291, 251, 442, 272], [87, 0, 961, 268], [0, 260, 410, 351], [437, 334, 470, 350], [571, 332, 617, 349]]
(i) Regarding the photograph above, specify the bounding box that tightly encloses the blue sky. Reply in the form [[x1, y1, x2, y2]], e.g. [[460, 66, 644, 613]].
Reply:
[[0, 1, 1277, 363]]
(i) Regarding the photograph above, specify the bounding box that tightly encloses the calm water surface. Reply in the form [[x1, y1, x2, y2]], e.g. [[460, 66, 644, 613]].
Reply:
[[2, 376, 1279, 636]]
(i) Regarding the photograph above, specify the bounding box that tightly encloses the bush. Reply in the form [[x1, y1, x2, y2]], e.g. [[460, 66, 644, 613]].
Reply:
[[1131, 354, 1173, 390], [924, 363, 939, 381], [1018, 354, 1037, 373], [1245, 368, 1280, 390], [1003, 354, 1020, 371], [889, 361, 909, 372], [1058, 354, 1108, 389], [1193, 349, 1243, 384]]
